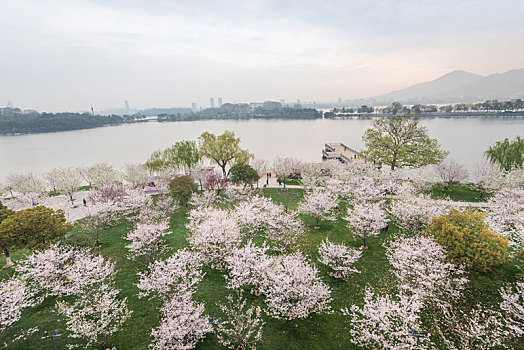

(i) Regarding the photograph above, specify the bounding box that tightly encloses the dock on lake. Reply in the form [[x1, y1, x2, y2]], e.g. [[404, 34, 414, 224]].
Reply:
[[322, 143, 365, 163]]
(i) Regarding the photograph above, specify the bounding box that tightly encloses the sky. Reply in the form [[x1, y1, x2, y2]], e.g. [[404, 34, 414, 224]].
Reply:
[[1, 0, 523, 112]]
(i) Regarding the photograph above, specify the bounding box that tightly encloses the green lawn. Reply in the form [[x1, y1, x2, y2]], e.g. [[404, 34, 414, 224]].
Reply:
[[429, 183, 488, 202], [0, 188, 520, 349]]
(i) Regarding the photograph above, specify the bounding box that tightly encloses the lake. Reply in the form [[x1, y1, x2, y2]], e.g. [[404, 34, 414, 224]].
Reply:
[[0, 117, 523, 180]]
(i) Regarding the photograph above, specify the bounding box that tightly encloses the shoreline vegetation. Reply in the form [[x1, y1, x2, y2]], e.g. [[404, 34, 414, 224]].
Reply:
[[1, 98, 524, 135]]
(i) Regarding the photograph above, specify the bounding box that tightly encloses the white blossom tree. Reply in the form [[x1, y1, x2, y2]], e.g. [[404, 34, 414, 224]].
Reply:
[[218, 290, 265, 350], [224, 240, 272, 293], [346, 176, 387, 202], [342, 289, 425, 350], [345, 201, 389, 249], [150, 291, 211, 350], [272, 156, 303, 189], [79, 163, 121, 189], [434, 160, 469, 189], [500, 282, 524, 337], [265, 211, 305, 250], [51, 167, 84, 206], [264, 252, 332, 319], [472, 163, 499, 198], [56, 283, 132, 349], [385, 236, 468, 307], [0, 277, 39, 345], [298, 188, 338, 228], [318, 239, 362, 278], [123, 163, 148, 188], [137, 249, 204, 302], [189, 190, 219, 209], [187, 209, 241, 266], [16, 245, 116, 296], [234, 195, 282, 233], [124, 221, 171, 264], [485, 188, 524, 246]]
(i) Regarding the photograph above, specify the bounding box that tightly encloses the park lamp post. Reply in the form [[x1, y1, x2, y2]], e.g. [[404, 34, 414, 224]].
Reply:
[[208, 316, 223, 350], [410, 329, 429, 349], [41, 330, 61, 350]]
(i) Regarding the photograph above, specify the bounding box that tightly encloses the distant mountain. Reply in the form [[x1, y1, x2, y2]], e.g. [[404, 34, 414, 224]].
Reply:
[[373, 68, 524, 104]]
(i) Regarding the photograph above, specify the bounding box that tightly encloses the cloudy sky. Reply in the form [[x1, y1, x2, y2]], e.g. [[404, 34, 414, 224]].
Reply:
[[1, 0, 523, 112]]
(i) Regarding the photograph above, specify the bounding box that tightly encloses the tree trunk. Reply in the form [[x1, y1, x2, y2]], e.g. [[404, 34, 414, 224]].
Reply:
[[4, 248, 12, 266]]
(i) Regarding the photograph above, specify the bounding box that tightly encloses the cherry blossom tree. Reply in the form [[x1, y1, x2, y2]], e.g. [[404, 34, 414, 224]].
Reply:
[[401, 167, 438, 193], [346, 176, 387, 202], [385, 236, 468, 307], [150, 291, 211, 350], [234, 195, 282, 233], [342, 289, 425, 350], [88, 184, 127, 204], [137, 249, 204, 302], [345, 201, 389, 249], [223, 185, 254, 204], [264, 252, 332, 319], [224, 240, 272, 293], [204, 170, 228, 194], [499, 282, 524, 337], [318, 239, 362, 278], [265, 211, 305, 250], [250, 158, 267, 188], [51, 167, 84, 206], [79, 202, 117, 246], [79, 163, 121, 189], [472, 163, 499, 198], [56, 283, 132, 349], [0, 276, 39, 345], [189, 190, 219, 209], [218, 290, 265, 350], [388, 193, 449, 235], [16, 245, 116, 296], [272, 156, 303, 189], [485, 188, 524, 246], [187, 209, 241, 266], [124, 221, 171, 264], [123, 163, 148, 188], [298, 188, 338, 228], [435, 160, 469, 190]]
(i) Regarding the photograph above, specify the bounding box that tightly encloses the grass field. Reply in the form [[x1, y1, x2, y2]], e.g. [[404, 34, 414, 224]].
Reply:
[[1, 187, 520, 349]]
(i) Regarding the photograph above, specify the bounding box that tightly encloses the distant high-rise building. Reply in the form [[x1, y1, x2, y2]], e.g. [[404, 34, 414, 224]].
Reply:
[[280, 99, 285, 106], [210, 97, 215, 108], [191, 103, 197, 111], [338, 97, 342, 106], [218, 97, 223, 107], [6, 100, 13, 108], [124, 100, 130, 110]]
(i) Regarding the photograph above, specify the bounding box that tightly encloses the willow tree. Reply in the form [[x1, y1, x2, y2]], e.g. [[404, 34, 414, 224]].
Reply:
[[361, 115, 448, 170], [198, 131, 252, 177], [484, 136, 524, 171]]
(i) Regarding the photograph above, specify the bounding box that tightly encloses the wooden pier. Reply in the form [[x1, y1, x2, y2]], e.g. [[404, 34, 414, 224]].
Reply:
[[322, 143, 365, 163]]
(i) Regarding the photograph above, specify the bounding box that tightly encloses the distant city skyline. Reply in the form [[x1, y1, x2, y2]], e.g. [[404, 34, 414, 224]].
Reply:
[[1, 0, 523, 112]]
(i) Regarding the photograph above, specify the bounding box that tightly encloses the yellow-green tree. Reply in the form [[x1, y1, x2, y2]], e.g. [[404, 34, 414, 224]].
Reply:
[[198, 131, 252, 177], [424, 209, 509, 272], [0, 206, 72, 254], [362, 115, 448, 170]]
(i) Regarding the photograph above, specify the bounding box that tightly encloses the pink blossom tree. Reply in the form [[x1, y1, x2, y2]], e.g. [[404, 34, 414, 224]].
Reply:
[[345, 201, 389, 249], [137, 249, 204, 302], [342, 289, 425, 349], [385, 236, 468, 307], [0, 277, 39, 345], [434, 160, 469, 190], [264, 252, 332, 319], [499, 282, 524, 337], [217, 290, 265, 350], [485, 188, 524, 246], [187, 209, 241, 267], [204, 170, 228, 194], [318, 239, 362, 278], [124, 221, 171, 264], [56, 283, 132, 349], [150, 291, 211, 350], [224, 240, 272, 294], [16, 245, 116, 297], [346, 176, 387, 203], [388, 193, 448, 235], [234, 195, 282, 233], [298, 188, 338, 228]]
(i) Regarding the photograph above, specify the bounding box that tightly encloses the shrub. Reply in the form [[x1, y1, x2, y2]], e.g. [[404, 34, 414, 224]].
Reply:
[[169, 175, 198, 207], [424, 209, 509, 272]]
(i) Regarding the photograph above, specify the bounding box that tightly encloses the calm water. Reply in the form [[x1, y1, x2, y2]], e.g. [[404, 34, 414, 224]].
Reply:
[[0, 117, 523, 180]]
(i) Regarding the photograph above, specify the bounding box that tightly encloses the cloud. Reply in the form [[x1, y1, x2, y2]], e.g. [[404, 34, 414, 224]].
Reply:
[[1, 0, 523, 111]]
